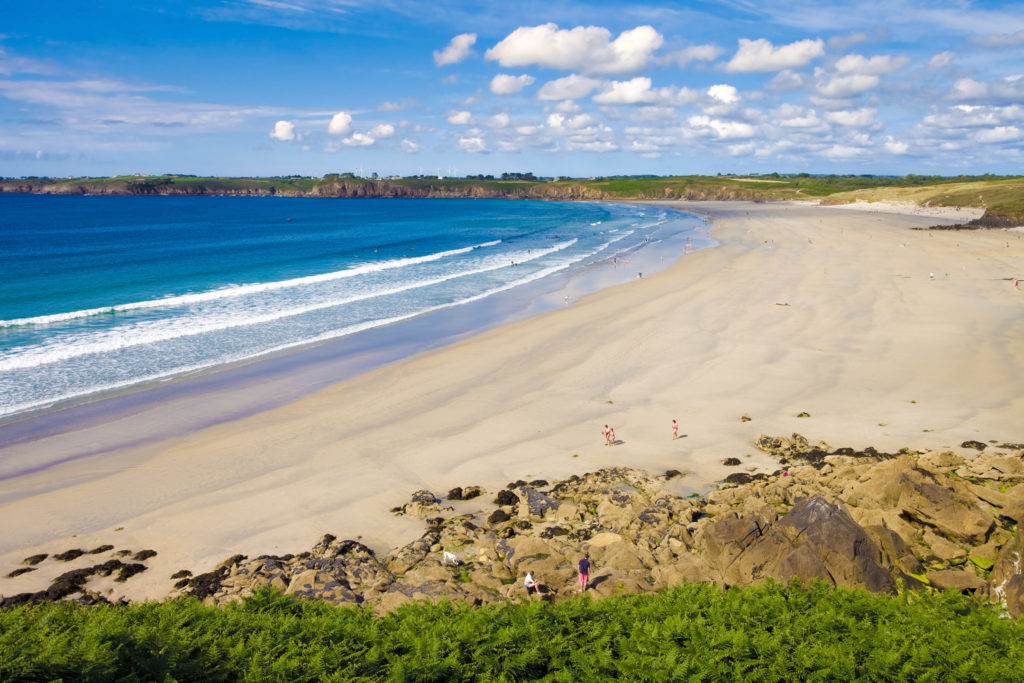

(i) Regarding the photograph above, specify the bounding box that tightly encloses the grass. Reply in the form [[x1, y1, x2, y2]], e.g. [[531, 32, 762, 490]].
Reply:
[[1, 580, 1022, 681]]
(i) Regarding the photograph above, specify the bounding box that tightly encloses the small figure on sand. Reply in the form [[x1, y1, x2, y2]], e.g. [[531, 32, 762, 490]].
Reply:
[[672, 419, 679, 440], [608, 426, 616, 445], [524, 572, 539, 597], [603, 424, 611, 446], [578, 555, 590, 593]]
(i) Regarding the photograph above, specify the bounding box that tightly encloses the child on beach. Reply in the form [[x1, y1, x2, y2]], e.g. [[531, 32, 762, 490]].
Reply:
[[672, 419, 679, 440], [603, 424, 611, 446], [608, 426, 616, 445]]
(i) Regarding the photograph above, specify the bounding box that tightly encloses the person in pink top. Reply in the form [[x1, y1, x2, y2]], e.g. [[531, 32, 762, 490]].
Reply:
[[672, 419, 679, 440]]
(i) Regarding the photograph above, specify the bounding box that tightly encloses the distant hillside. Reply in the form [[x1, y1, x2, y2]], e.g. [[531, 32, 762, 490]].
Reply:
[[3, 173, 1021, 225]]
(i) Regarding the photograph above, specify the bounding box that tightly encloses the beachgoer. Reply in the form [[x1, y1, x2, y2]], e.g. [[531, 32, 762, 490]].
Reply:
[[608, 426, 616, 445], [603, 424, 610, 446], [564, 295, 569, 304], [578, 556, 590, 593], [672, 419, 679, 440], [524, 572, 539, 597]]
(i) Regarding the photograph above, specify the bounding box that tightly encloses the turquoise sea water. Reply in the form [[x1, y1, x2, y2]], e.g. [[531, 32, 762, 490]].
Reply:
[[0, 195, 705, 418]]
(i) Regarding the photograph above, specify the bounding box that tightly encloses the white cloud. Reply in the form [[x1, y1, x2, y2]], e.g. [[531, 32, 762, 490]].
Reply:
[[537, 74, 602, 100], [343, 132, 374, 146], [828, 32, 868, 50], [458, 135, 487, 152], [327, 111, 352, 136], [485, 23, 663, 74], [817, 73, 879, 98], [552, 99, 581, 113], [707, 84, 740, 104], [370, 123, 395, 138], [567, 140, 617, 152], [821, 144, 866, 159], [928, 51, 956, 69], [884, 137, 908, 154], [486, 113, 510, 128], [378, 101, 402, 112], [975, 30, 1024, 48], [824, 108, 877, 127], [774, 104, 823, 129], [688, 115, 756, 139], [490, 74, 535, 95], [547, 112, 597, 130], [766, 70, 808, 92], [515, 125, 541, 135], [834, 54, 909, 75], [269, 120, 295, 141], [593, 77, 656, 104], [952, 78, 988, 100], [664, 44, 723, 67], [976, 126, 1020, 143], [434, 33, 477, 66], [399, 138, 420, 153], [447, 110, 473, 125], [725, 38, 825, 72]]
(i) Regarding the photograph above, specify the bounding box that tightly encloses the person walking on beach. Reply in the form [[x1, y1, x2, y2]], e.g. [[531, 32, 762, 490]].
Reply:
[[672, 419, 679, 440], [608, 426, 616, 445], [578, 555, 590, 593], [603, 424, 611, 446]]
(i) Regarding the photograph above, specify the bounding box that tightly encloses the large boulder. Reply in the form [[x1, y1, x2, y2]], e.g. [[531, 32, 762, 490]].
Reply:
[[897, 472, 993, 544], [927, 568, 986, 593]]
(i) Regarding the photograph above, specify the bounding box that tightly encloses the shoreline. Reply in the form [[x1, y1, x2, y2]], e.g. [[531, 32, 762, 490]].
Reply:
[[1, 200, 1022, 604]]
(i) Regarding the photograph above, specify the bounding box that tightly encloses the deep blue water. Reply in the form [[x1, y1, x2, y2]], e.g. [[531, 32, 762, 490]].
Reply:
[[0, 195, 704, 417]]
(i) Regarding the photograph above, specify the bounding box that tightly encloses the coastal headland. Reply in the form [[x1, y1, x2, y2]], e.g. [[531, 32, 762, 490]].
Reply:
[[1, 200, 1022, 608]]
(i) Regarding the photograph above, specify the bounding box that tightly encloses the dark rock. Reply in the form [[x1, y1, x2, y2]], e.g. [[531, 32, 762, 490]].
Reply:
[[999, 443, 1024, 450], [425, 517, 445, 529], [447, 487, 464, 500], [93, 560, 128, 577], [797, 412, 811, 418], [540, 526, 569, 539], [113, 550, 131, 557], [664, 469, 683, 479], [722, 458, 742, 466], [529, 479, 549, 488], [506, 480, 527, 489], [22, 554, 47, 565], [132, 549, 157, 561], [515, 520, 532, 530], [48, 567, 95, 599], [1, 592, 47, 608], [519, 487, 561, 520], [488, 509, 511, 525], [461, 520, 478, 531], [832, 448, 856, 456], [740, 414, 752, 422], [170, 569, 192, 580], [410, 490, 438, 505], [114, 563, 148, 583], [460, 486, 483, 500], [961, 440, 987, 451], [7, 567, 36, 578], [88, 545, 114, 555], [724, 473, 753, 485], [218, 554, 247, 570], [185, 568, 228, 600], [53, 549, 84, 562], [495, 489, 519, 506]]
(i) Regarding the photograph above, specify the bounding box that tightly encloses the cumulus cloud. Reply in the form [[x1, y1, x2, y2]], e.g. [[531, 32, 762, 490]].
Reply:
[[664, 44, 723, 68], [834, 54, 909, 75], [370, 123, 395, 138], [725, 38, 825, 72], [537, 74, 602, 100], [817, 73, 880, 98], [434, 33, 477, 66], [688, 115, 756, 139], [593, 77, 656, 104], [343, 132, 375, 146], [269, 120, 295, 141], [824, 108, 877, 127], [928, 51, 956, 69], [821, 144, 866, 159], [399, 138, 420, 153], [707, 84, 740, 104], [828, 32, 869, 50], [485, 23, 663, 74], [327, 111, 352, 136], [766, 70, 808, 92], [486, 112, 510, 128], [774, 104, 824, 129], [490, 73, 535, 95], [976, 126, 1021, 143], [884, 137, 908, 154], [458, 135, 487, 152], [547, 112, 597, 130], [447, 110, 473, 125]]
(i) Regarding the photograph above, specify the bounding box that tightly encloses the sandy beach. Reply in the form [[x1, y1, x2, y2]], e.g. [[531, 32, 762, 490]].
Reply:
[[2, 200, 1022, 603]]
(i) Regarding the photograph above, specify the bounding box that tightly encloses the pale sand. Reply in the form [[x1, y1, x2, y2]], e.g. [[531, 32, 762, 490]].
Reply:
[[2, 201, 1022, 601]]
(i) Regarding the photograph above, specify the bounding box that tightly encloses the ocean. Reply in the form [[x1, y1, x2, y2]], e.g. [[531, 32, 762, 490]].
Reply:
[[0, 195, 708, 420]]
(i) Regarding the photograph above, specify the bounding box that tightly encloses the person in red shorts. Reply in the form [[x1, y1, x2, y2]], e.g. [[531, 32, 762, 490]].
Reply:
[[578, 555, 590, 593]]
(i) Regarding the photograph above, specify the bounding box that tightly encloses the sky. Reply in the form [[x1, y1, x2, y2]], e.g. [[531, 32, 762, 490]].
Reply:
[[1, 0, 1022, 178]]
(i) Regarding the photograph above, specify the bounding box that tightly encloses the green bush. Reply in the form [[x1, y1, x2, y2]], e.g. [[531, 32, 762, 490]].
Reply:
[[1, 581, 1021, 681]]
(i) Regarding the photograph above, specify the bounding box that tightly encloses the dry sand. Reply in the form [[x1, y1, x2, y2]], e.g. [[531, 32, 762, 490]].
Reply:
[[2, 201, 1022, 602]]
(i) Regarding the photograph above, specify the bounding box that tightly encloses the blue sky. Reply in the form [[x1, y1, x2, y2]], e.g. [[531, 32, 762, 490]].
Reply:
[[1, 0, 1022, 177]]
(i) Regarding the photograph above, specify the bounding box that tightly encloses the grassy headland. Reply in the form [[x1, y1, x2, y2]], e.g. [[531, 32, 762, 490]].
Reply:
[[3, 173, 1022, 226]]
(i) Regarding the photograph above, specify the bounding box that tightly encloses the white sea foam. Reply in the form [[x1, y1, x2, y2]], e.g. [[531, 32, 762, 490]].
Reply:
[[0, 239, 578, 372], [0, 239, 504, 329]]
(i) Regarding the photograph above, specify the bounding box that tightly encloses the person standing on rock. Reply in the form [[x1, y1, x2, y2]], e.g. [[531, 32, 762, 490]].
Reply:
[[578, 555, 590, 593]]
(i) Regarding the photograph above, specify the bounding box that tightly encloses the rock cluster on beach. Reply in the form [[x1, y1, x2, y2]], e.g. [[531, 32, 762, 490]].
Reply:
[[5, 435, 1024, 616], [158, 435, 1024, 616]]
